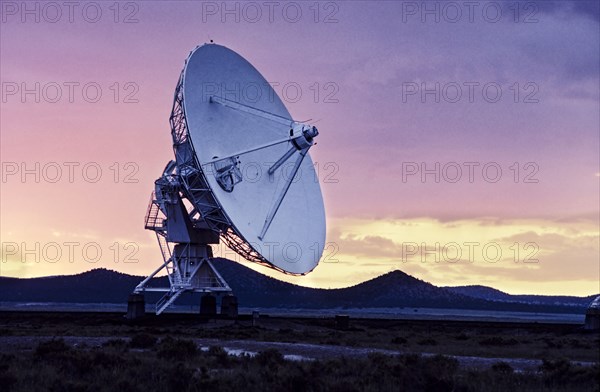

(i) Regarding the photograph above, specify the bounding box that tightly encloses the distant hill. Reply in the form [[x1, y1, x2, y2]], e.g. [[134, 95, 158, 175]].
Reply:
[[0, 258, 596, 313], [444, 285, 596, 308]]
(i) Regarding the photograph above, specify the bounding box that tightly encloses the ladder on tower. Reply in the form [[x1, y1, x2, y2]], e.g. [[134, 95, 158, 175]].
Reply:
[[156, 233, 171, 262], [155, 289, 186, 315], [144, 194, 166, 232]]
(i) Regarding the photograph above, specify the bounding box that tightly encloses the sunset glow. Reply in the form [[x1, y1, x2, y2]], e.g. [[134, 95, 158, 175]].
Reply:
[[1, 1, 598, 296]]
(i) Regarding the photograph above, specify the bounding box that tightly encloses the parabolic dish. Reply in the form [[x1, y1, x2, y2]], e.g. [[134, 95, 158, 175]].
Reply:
[[174, 43, 326, 275]]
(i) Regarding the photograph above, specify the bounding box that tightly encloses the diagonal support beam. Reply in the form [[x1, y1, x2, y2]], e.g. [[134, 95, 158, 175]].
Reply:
[[258, 148, 308, 240]]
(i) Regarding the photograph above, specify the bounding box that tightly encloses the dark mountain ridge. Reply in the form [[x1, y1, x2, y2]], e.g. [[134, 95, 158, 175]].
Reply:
[[1, 258, 596, 313], [444, 285, 596, 308]]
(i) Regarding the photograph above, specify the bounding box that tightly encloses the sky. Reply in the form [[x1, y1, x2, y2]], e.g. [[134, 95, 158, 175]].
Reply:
[[1, 0, 598, 296]]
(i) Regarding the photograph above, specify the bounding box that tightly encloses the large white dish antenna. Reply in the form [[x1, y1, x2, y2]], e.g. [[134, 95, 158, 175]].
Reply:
[[172, 44, 326, 275]]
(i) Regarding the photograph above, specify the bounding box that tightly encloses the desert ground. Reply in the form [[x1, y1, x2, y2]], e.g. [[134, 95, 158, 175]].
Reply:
[[0, 311, 598, 391]]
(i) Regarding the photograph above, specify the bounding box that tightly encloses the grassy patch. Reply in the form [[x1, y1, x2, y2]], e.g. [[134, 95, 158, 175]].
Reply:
[[1, 341, 598, 392]]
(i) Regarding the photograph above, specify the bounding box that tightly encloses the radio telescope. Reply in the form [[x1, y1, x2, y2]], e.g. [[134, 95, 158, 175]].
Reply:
[[127, 43, 326, 317]]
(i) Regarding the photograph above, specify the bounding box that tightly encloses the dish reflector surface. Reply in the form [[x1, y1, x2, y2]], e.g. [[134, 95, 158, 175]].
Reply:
[[180, 44, 326, 275]]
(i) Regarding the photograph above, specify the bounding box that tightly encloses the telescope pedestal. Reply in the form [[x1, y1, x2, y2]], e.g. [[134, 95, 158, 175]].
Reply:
[[131, 189, 232, 315], [126, 293, 146, 320], [221, 295, 238, 318]]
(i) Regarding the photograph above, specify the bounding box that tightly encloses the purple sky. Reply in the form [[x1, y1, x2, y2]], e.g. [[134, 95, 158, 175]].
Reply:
[[1, 1, 598, 295]]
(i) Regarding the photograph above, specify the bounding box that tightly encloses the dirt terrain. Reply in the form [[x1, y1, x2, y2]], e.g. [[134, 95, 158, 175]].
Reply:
[[1, 311, 598, 391], [1, 310, 598, 365], [0, 334, 596, 373]]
